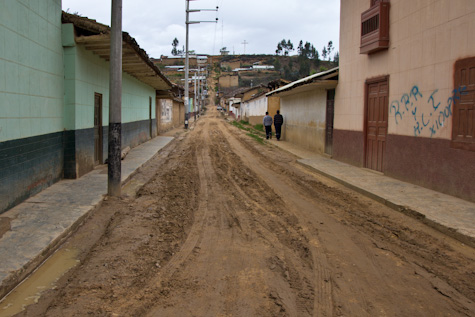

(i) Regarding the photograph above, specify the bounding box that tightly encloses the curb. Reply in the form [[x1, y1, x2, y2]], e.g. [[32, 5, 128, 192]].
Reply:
[[0, 136, 177, 301], [0, 198, 105, 301], [296, 159, 475, 249]]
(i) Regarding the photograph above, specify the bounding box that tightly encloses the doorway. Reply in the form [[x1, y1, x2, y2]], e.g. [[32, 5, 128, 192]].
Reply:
[[94, 93, 103, 165], [325, 89, 335, 155], [149, 96, 153, 138], [365, 76, 388, 172]]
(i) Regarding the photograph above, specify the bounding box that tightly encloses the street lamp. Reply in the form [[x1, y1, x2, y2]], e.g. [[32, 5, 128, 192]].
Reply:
[[184, 0, 218, 128]]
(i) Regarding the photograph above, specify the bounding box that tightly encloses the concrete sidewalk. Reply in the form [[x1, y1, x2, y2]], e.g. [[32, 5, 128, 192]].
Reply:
[[268, 139, 475, 248], [0, 135, 174, 299]]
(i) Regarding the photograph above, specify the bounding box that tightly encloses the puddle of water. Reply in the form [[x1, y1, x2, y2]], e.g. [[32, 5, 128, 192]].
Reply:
[[0, 248, 79, 317]]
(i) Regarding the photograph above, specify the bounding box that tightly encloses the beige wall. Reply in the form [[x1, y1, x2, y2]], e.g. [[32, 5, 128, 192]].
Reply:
[[280, 88, 327, 153], [221, 61, 241, 69], [249, 115, 264, 126], [157, 98, 174, 133], [267, 96, 281, 117], [336, 0, 475, 139], [219, 75, 239, 88], [173, 100, 183, 127]]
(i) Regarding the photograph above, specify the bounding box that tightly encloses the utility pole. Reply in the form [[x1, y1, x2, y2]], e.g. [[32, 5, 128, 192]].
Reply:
[[199, 67, 203, 115], [184, 0, 190, 129], [197, 67, 201, 117], [242, 40, 248, 55], [108, 0, 122, 197], [185, 0, 218, 128], [194, 71, 197, 121]]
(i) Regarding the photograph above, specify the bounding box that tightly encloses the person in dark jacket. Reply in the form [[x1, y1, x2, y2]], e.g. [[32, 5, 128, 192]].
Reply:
[[274, 110, 284, 141], [263, 112, 273, 139]]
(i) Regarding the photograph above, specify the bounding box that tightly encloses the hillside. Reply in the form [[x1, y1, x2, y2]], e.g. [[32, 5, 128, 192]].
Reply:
[[153, 54, 338, 97]]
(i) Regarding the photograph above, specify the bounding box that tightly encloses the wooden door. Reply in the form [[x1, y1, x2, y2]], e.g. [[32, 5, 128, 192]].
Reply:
[[94, 93, 103, 165], [452, 57, 475, 151], [365, 77, 388, 172], [325, 89, 335, 155], [149, 96, 153, 138]]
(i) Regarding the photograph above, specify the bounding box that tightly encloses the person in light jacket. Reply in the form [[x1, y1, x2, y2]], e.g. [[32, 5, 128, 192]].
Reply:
[[263, 111, 273, 139], [274, 110, 284, 141]]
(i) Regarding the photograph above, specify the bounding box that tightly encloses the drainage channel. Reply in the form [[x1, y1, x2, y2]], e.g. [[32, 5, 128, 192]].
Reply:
[[0, 248, 79, 316]]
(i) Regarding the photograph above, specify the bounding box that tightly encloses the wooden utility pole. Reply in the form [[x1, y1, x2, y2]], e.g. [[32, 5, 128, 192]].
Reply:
[[108, 0, 122, 197]]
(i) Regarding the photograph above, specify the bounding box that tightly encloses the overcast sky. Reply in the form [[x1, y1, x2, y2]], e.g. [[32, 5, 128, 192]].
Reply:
[[62, 0, 340, 59]]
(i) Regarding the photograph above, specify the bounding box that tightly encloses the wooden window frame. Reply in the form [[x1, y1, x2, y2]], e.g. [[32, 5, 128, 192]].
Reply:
[[360, 0, 390, 54], [371, 0, 384, 6]]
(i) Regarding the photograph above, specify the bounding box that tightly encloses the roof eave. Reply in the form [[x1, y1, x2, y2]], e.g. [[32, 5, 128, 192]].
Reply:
[[266, 67, 339, 97], [63, 12, 172, 91]]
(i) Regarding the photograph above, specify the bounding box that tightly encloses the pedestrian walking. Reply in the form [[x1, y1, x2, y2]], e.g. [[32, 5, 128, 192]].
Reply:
[[274, 110, 284, 141], [263, 111, 273, 139]]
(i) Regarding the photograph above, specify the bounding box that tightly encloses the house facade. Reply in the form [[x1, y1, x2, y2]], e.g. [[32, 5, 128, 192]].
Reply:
[[267, 69, 338, 153], [243, 93, 267, 125], [156, 85, 185, 133], [335, 0, 475, 201], [0, 2, 172, 214], [0, 0, 65, 213], [242, 79, 288, 125]]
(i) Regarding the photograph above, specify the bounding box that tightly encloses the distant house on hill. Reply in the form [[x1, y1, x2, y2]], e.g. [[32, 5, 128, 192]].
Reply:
[[252, 65, 275, 70]]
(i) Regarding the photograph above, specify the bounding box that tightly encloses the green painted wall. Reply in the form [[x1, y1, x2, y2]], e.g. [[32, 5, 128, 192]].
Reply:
[[0, 0, 63, 142], [63, 28, 156, 131]]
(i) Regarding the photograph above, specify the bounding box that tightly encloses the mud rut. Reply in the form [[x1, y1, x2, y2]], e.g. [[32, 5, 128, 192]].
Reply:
[[19, 112, 475, 317]]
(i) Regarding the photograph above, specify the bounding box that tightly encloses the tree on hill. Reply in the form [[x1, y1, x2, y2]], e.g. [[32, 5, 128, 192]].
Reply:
[[296, 40, 321, 77], [326, 41, 334, 60], [275, 39, 294, 56], [220, 47, 229, 55], [322, 46, 328, 61], [334, 51, 339, 64], [298, 41, 318, 60], [171, 38, 183, 56], [273, 57, 282, 72]]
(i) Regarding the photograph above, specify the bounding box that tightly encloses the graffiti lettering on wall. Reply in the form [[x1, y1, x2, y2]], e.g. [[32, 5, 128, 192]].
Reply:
[[390, 85, 467, 137]]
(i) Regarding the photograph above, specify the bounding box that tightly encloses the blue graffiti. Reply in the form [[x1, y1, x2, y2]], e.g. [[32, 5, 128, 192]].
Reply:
[[390, 85, 467, 137]]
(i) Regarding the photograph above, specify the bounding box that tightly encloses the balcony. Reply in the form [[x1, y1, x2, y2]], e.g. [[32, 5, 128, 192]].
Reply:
[[360, 1, 390, 54]]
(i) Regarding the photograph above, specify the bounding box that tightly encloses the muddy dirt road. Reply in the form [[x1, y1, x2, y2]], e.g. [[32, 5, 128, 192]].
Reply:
[[18, 109, 475, 316]]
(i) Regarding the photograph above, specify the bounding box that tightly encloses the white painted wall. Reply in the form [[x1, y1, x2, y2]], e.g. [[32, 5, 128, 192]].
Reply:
[[280, 88, 327, 152]]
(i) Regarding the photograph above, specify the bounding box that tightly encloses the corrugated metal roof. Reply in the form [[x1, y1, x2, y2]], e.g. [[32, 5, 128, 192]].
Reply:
[[266, 67, 339, 97]]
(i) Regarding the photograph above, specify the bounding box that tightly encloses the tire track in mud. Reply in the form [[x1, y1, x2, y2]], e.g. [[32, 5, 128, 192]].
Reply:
[[221, 118, 475, 316], [217, 120, 333, 316], [20, 112, 475, 317], [150, 128, 210, 289], [147, 118, 320, 316], [206, 120, 317, 316]]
